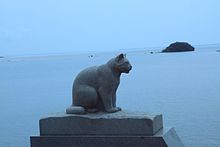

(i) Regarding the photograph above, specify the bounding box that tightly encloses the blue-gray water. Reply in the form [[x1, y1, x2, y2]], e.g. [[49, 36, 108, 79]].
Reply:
[[0, 49, 220, 147]]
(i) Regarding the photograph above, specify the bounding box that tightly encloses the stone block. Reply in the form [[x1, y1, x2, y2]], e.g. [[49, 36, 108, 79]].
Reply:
[[31, 128, 185, 147], [39, 111, 163, 136], [30, 111, 185, 147]]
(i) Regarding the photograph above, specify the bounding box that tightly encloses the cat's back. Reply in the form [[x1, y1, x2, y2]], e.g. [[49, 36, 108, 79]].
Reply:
[[74, 66, 99, 85]]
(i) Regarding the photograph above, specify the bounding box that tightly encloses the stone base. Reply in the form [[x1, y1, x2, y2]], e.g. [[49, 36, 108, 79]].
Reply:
[[31, 128, 185, 147], [39, 111, 163, 136], [31, 111, 185, 147]]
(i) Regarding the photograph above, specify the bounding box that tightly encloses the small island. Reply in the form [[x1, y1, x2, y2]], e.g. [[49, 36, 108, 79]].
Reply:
[[162, 42, 195, 52]]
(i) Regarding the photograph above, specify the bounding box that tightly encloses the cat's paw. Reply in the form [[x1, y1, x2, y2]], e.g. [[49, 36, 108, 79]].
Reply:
[[86, 108, 98, 113], [106, 107, 121, 113], [116, 107, 122, 111]]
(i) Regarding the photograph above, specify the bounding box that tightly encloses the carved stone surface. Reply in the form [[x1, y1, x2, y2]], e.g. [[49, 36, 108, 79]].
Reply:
[[66, 54, 132, 114], [40, 111, 163, 136], [31, 128, 185, 147], [31, 111, 185, 147]]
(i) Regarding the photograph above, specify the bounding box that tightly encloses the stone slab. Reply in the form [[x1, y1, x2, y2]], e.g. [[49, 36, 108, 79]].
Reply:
[[31, 128, 185, 147], [39, 110, 163, 136]]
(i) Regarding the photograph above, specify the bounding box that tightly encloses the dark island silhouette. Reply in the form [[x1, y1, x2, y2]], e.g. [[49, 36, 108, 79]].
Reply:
[[162, 42, 195, 52]]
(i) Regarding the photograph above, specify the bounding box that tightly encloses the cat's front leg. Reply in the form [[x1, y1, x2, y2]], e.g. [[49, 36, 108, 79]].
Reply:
[[113, 94, 121, 111], [98, 87, 119, 113], [112, 94, 116, 107]]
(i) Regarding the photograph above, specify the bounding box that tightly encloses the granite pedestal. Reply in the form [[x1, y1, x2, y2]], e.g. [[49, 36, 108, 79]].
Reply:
[[30, 111, 185, 147]]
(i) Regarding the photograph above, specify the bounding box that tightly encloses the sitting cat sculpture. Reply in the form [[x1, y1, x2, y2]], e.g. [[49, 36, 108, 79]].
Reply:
[[66, 53, 132, 114]]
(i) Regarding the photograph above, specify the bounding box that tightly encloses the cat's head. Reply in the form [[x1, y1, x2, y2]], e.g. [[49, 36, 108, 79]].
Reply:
[[114, 53, 132, 73]]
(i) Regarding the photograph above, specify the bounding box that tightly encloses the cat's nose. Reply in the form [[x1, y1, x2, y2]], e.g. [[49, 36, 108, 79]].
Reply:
[[129, 65, 132, 70]]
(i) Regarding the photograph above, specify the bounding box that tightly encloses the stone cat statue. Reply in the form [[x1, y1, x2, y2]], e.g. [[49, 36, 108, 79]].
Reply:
[[66, 53, 132, 114]]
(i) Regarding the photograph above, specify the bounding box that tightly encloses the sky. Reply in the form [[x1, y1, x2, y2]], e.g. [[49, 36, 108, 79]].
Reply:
[[0, 0, 220, 56]]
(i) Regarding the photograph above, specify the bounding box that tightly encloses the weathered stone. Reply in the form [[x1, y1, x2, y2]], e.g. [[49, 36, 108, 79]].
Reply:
[[67, 54, 132, 114], [66, 106, 86, 114], [31, 128, 185, 147], [40, 111, 163, 136]]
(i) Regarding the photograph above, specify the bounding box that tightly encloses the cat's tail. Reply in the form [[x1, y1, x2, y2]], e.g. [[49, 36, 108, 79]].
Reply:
[[66, 105, 86, 114]]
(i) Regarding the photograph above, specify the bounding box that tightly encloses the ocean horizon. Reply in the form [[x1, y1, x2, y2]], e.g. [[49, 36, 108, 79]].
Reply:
[[1, 46, 220, 147]]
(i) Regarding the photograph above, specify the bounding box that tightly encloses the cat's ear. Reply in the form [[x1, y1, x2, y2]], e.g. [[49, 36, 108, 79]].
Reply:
[[116, 53, 124, 62]]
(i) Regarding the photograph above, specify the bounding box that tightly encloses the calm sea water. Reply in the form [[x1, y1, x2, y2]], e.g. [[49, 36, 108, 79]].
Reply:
[[0, 48, 220, 147]]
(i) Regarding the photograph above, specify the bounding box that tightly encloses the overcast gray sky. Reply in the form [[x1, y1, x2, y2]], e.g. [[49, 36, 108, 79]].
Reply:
[[0, 0, 220, 56]]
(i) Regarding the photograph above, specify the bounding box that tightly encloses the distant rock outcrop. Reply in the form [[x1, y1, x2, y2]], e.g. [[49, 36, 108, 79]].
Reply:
[[162, 42, 195, 52]]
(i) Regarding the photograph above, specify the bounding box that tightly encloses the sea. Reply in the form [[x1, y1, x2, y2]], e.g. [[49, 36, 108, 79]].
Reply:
[[0, 45, 220, 147]]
